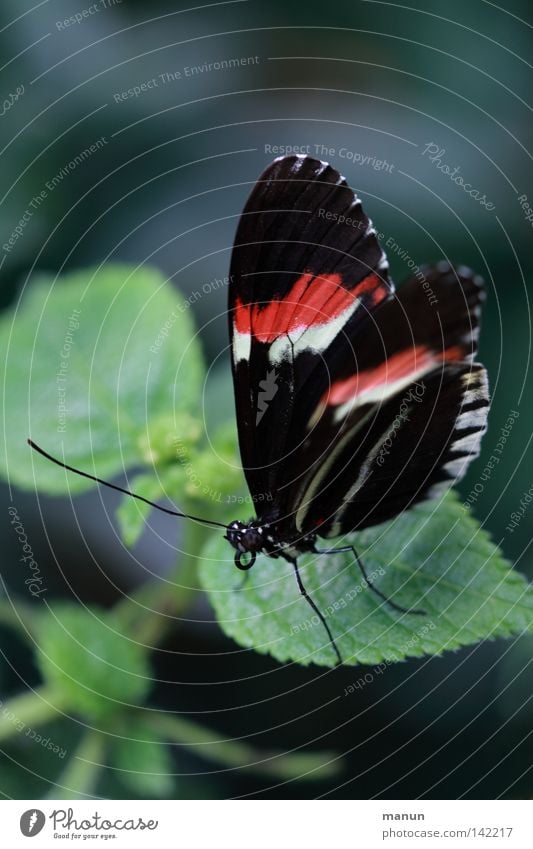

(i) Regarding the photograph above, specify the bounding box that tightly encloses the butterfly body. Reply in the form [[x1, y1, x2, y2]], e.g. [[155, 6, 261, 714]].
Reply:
[[225, 518, 318, 568]]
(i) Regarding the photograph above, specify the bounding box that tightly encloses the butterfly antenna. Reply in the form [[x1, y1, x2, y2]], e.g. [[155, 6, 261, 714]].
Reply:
[[27, 439, 228, 530]]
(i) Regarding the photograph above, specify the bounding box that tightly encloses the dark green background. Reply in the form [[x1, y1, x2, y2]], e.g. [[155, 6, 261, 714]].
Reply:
[[0, 0, 531, 799]]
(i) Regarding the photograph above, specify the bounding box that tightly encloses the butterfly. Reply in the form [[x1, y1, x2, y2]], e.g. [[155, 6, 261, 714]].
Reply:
[[223, 154, 489, 660], [29, 154, 490, 665]]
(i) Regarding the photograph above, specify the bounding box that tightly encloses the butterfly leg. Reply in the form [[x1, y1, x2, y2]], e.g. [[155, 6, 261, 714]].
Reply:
[[289, 557, 343, 666], [314, 544, 426, 616], [233, 572, 250, 592]]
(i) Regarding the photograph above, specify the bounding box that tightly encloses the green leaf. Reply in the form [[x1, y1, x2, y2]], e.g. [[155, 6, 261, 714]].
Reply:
[[181, 421, 246, 509], [36, 604, 151, 719], [0, 265, 204, 494], [115, 422, 243, 547], [137, 411, 202, 467], [199, 492, 533, 667], [111, 719, 174, 797]]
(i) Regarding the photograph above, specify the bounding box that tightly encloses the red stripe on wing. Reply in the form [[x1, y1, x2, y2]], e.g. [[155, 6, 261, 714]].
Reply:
[[324, 344, 467, 406], [233, 271, 387, 344]]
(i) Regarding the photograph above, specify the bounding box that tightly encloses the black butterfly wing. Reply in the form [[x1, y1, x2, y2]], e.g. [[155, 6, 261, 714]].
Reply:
[[275, 264, 489, 537], [229, 155, 489, 539], [229, 154, 393, 505], [296, 363, 488, 537]]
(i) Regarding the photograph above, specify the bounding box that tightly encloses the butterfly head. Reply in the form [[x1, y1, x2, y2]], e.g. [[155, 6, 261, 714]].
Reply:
[[225, 520, 263, 570]]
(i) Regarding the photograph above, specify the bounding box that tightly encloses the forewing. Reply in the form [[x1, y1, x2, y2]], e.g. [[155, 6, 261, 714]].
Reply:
[[228, 154, 393, 504]]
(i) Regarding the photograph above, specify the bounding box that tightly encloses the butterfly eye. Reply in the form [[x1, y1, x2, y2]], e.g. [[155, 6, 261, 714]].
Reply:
[[234, 551, 256, 571]]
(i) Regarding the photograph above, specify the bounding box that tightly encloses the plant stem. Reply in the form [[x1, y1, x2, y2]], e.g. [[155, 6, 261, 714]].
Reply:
[[146, 712, 341, 781], [0, 685, 68, 742], [48, 727, 106, 799], [116, 504, 208, 646]]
